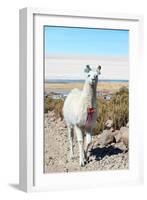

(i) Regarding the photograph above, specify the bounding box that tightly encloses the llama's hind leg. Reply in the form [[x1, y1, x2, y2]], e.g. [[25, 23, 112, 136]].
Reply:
[[75, 125, 85, 166], [67, 125, 74, 159]]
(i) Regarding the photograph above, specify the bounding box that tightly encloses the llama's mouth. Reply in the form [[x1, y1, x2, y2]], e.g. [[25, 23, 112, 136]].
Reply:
[[90, 82, 95, 86], [91, 79, 96, 85]]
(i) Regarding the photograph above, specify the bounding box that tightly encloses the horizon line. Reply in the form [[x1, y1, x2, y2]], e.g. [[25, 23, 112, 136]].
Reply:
[[45, 78, 129, 82], [45, 54, 129, 60]]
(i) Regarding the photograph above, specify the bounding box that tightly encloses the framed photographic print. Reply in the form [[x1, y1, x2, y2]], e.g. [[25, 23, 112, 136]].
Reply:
[[19, 8, 144, 192]]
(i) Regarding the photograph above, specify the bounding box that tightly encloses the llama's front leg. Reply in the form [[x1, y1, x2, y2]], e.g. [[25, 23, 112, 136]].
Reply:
[[67, 126, 74, 159], [85, 128, 92, 161], [75, 125, 85, 166]]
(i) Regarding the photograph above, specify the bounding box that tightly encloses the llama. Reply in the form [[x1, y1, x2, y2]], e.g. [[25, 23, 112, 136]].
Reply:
[[63, 65, 101, 166]]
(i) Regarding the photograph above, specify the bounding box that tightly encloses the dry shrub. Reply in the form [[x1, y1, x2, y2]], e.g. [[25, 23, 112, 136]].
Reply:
[[45, 86, 129, 135], [94, 86, 129, 134], [44, 97, 64, 119]]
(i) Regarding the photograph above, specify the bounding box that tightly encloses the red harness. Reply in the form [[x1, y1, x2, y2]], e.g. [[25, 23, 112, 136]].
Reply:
[[85, 107, 95, 127]]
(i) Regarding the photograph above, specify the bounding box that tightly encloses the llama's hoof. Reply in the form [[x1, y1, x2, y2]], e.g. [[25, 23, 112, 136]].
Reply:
[[80, 163, 85, 167], [86, 156, 90, 163], [80, 159, 88, 167], [85, 159, 89, 164], [80, 160, 85, 167], [84, 155, 90, 164]]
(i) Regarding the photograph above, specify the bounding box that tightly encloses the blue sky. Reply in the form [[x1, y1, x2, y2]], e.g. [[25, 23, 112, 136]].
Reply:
[[44, 26, 129, 56]]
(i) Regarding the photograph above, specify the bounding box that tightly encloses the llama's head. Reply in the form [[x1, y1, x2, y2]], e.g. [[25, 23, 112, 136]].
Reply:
[[84, 65, 101, 86]]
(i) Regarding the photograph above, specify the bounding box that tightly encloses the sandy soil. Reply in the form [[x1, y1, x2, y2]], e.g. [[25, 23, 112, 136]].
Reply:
[[44, 112, 128, 173]]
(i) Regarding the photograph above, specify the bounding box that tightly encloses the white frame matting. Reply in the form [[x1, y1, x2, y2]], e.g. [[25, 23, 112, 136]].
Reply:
[[19, 7, 144, 192]]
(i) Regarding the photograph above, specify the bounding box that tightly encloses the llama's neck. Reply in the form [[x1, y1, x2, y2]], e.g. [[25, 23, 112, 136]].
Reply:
[[82, 80, 97, 108]]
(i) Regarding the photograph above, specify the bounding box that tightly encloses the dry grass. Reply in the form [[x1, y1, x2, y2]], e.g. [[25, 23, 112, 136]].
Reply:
[[44, 97, 64, 119], [93, 86, 129, 134], [44, 86, 129, 135]]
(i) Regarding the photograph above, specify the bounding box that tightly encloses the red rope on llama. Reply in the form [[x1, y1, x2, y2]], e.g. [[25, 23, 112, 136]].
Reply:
[[85, 107, 95, 127]]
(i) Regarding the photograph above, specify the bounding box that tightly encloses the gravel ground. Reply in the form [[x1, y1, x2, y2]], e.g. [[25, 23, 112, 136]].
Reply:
[[44, 111, 129, 173]]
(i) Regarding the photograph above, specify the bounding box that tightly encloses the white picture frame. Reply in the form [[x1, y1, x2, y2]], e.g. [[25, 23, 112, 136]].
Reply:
[[19, 7, 144, 192]]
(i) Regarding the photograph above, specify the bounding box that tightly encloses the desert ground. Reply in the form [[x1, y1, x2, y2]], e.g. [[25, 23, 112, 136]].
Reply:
[[44, 82, 129, 173], [44, 114, 129, 173]]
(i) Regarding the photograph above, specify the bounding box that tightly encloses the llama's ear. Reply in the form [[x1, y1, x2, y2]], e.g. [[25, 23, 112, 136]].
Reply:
[[97, 65, 101, 75], [84, 65, 91, 73]]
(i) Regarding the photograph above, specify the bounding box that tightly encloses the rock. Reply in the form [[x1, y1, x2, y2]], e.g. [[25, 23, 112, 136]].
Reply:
[[50, 117, 56, 122], [62, 120, 67, 128], [120, 127, 128, 133], [98, 130, 115, 146], [113, 130, 121, 143], [120, 127, 129, 147], [56, 117, 62, 123], [104, 120, 113, 129], [114, 141, 127, 151], [122, 132, 129, 147], [126, 122, 129, 128], [48, 111, 55, 117]]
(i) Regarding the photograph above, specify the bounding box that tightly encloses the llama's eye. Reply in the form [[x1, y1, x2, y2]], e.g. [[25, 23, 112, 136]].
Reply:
[[88, 74, 90, 77], [95, 75, 98, 78]]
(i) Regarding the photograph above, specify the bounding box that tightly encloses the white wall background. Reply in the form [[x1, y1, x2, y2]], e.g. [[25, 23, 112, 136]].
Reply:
[[0, 0, 146, 199]]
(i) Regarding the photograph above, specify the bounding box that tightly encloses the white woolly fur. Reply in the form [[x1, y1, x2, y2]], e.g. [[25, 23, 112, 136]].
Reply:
[[63, 65, 101, 166]]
